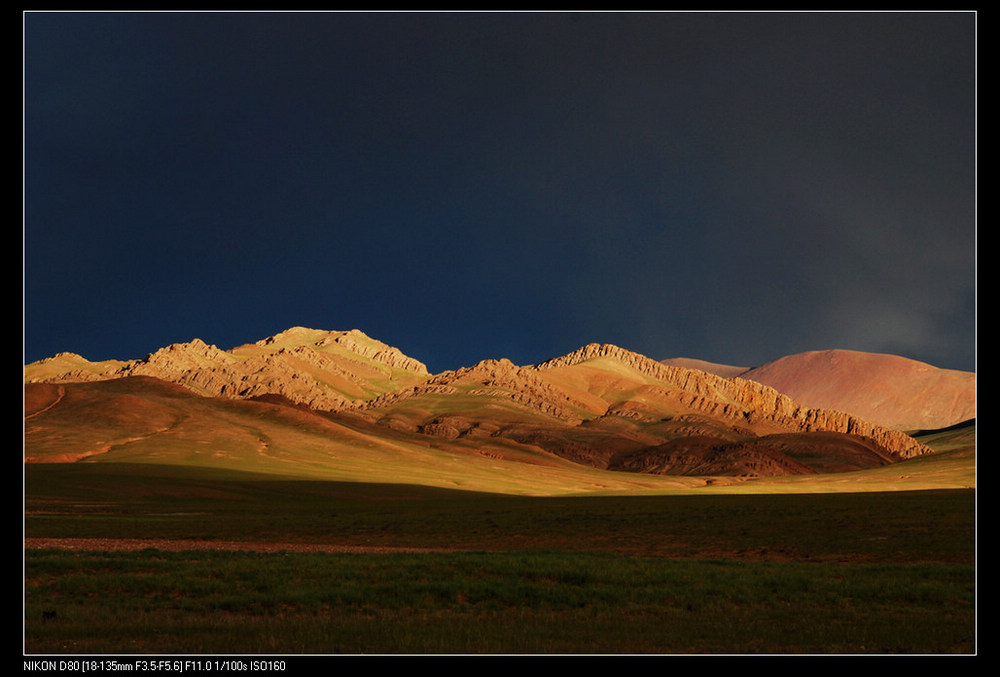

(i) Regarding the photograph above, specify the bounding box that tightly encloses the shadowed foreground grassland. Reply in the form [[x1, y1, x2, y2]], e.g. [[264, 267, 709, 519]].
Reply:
[[25, 549, 974, 654], [23, 463, 976, 654]]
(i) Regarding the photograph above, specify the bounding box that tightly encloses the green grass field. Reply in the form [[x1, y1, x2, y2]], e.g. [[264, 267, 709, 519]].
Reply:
[[25, 549, 974, 654], [24, 462, 976, 653]]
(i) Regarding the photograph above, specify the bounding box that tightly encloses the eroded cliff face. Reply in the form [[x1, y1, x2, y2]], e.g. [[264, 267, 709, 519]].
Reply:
[[311, 329, 429, 375], [534, 343, 933, 459], [24, 332, 935, 465], [360, 356, 601, 425], [24, 329, 429, 413]]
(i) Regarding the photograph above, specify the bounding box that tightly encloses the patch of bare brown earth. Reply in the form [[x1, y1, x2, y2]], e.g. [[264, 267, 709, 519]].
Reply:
[[23, 538, 452, 554]]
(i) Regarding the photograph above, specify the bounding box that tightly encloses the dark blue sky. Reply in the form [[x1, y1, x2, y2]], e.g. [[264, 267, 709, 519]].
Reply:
[[24, 11, 976, 374]]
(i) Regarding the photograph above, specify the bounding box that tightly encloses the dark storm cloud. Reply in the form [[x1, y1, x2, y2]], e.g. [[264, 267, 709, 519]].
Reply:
[[24, 11, 976, 373], [697, 13, 975, 369]]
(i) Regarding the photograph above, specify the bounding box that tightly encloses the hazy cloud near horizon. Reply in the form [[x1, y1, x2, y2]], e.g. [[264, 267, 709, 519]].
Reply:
[[24, 11, 976, 373]]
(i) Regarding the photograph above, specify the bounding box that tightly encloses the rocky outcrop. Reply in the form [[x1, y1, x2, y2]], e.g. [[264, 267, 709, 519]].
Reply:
[[24, 328, 430, 413], [611, 431, 899, 477], [315, 329, 429, 375], [361, 357, 594, 425], [536, 343, 932, 459], [611, 435, 822, 477]]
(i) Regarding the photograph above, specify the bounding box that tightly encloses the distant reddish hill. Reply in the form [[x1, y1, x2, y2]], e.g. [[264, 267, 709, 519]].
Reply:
[[659, 358, 749, 379], [738, 349, 975, 431]]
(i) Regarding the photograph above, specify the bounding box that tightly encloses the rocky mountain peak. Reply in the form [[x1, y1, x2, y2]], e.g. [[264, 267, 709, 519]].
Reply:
[[24, 327, 431, 412]]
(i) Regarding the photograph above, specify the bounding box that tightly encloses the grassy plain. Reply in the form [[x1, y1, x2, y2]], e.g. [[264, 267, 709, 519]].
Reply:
[[26, 549, 973, 654], [23, 424, 976, 655]]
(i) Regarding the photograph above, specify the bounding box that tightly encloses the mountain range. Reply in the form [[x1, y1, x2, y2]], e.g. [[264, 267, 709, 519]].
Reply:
[[24, 327, 975, 482], [661, 351, 975, 431]]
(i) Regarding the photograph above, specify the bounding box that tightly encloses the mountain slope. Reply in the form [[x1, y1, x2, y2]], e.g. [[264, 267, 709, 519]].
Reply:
[[533, 344, 931, 459], [738, 349, 975, 431], [24, 327, 430, 413], [23, 377, 717, 495], [342, 343, 931, 475], [659, 357, 749, 379], [24, 330, 939, 482]]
